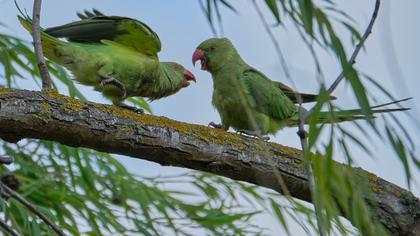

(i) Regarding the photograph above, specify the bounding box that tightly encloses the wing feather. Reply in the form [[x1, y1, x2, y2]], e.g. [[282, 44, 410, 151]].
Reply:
[[45, 12, 161, 56], [272, 81, 336, 103], [241, 69, 298, 120]]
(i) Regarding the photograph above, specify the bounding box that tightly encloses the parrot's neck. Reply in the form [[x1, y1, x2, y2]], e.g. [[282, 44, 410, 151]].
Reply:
[[209, 49, 245, 74], [148, 62, 183, 100], [210, 56, 249, 99], [210, 54, 247, 81]]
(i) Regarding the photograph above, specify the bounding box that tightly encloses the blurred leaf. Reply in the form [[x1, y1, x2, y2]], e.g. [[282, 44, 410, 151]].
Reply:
[[264, 0, 281, 23], [298, 0, 314, 34], [385, 126, 411, 187], [270, 199, 290, 234], [127, 97, 152, 114]]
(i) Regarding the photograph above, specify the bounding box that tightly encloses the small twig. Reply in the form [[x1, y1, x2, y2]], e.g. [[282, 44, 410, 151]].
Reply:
[[1, 183, 66, 236], [32, 0, 52, 89], [0, 217, 19, 236], [0, 156, 13, 165], [297, 101, 326, 236], [326, 0, 381, 95], [300, 0, 381, 123]]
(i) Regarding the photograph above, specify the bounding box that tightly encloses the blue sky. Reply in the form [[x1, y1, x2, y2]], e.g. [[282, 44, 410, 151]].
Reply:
[[1, 0, 419, 235]]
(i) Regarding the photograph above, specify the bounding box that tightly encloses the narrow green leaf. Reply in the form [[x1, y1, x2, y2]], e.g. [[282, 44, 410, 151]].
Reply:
[[298, 0, 314, 34], [270, 199, 290, 234], [264, 0, 281, 23], [385, 126, 411, 187]]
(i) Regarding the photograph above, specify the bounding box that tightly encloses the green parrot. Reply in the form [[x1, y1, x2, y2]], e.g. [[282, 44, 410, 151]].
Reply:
[[18, 10, 195, 113], [192, 38, 409, 139]]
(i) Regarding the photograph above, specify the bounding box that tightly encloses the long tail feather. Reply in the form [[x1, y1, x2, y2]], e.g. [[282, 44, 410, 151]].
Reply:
[[288, 98, 411, 126], [17, 15, 64, 62], [315, 107, 410, 124]]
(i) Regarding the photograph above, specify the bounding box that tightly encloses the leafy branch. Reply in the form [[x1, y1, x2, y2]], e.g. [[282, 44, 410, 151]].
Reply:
[[296, 2, 382, 235]]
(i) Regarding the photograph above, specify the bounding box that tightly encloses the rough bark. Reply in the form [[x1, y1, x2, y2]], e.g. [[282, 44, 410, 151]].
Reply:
[[0, 88, 418, 235]]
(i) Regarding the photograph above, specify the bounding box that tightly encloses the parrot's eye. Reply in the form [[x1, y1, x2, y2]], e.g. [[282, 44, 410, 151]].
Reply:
[[209, 46, 215, 51]]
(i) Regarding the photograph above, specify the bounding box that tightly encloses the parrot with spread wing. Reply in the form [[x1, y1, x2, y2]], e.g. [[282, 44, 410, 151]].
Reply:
[[192, 38, 409, 140], [18, 10, 195, 113]]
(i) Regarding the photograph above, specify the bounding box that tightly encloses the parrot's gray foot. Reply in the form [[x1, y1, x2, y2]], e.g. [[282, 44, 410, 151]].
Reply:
[[0, 155, 13, 165], [117, 103, 144, 114], [208, 122, 223, 129], [237, 130, 270, 141], [101, 77, 127, 99], [296, 129, 308, 139]]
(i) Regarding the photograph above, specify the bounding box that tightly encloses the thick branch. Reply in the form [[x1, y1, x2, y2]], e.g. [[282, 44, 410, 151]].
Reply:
[[0, 88, 418, 235]]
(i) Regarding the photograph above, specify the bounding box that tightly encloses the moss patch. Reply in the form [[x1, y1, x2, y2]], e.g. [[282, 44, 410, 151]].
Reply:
[[41, 100, 51, 112], [44, 89, 85, 111], [101, 103, 303, 156], [367, 172, 386, 194], [100, 103, 246, 147], [272, 143, 303, 156], [0, 87, 14, 95], [42, 91, 303, 157]]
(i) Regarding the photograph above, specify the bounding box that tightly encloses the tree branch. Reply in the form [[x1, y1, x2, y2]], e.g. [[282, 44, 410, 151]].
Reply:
[[326, 0, 381, 95], [0, 216, 19, 236], [32, 0, 52, 89], [0, 88, 418, 235], [304, 0, 381, 120], [1, 183, 66, 236]]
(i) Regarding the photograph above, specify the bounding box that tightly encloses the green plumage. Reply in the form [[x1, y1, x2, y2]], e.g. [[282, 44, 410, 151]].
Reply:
[[18, 10, 192, 105], [194, 38, 409, 136]]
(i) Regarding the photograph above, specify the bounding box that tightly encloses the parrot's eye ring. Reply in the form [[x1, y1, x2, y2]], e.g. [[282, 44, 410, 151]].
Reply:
[[209, 46, 215, 51]]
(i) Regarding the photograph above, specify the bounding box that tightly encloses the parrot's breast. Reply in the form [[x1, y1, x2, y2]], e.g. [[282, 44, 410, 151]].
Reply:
[[212, 74, 270, 134]]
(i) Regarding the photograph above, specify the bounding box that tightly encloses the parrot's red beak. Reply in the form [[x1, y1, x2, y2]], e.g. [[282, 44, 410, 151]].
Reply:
[[192, 49, 206, 70], [183, 69, 196, 82], [181, 69, 196, 88], [181, 80, 190, 88]]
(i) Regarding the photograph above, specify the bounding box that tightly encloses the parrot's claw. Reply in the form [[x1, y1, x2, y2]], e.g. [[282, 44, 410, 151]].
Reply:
[[208, 122, 223, 129], [100, 77, 127, 99], [117, 103, 144, 114], [237, 130, 270, 141]]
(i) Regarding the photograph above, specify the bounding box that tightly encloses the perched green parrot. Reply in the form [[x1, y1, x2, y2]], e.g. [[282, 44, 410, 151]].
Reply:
[[18, 10, 195, 113], [192, 38, 409, 139]]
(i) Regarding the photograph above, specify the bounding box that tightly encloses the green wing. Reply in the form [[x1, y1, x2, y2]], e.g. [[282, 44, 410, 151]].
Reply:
[[272, 81, 336, 103], [241, 69, 298, 120], [45, 11, 161, 56]]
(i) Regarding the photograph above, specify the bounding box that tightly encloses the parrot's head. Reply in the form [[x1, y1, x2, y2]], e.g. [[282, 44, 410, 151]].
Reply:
[[160, 62, 196, 93], [192, 38, 236, 72]]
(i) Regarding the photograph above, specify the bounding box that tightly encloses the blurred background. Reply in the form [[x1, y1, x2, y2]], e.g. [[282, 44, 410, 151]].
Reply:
[[1, 0, 419, 234]]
